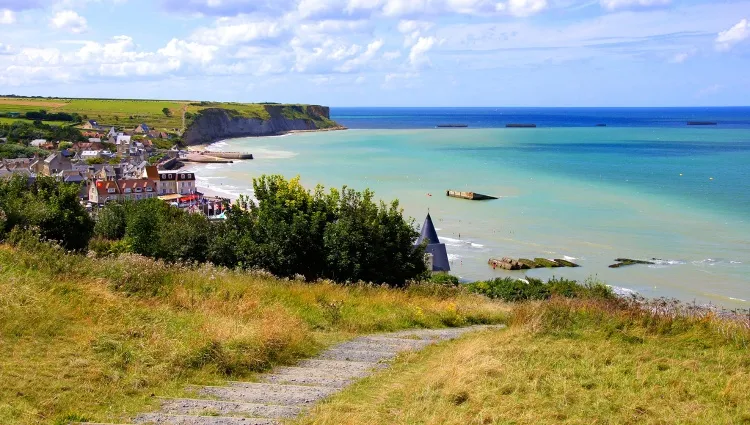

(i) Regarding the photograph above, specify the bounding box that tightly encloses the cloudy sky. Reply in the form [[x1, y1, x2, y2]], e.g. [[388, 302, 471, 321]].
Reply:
[[0, 0, 748, 106]]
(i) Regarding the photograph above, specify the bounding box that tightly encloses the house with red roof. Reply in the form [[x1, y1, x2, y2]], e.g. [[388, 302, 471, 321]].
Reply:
[[88, 179, 157, 205]]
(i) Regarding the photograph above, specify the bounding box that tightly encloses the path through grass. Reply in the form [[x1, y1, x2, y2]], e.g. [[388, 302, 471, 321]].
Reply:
[[0, 244, 508, 425]]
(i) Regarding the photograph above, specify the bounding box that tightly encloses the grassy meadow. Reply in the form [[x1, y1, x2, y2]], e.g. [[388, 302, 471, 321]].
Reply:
[[0, 117, 72, 126], [0, 97, 323, 132], [0, 240, 508, 425], [298, 298, 750, 425]]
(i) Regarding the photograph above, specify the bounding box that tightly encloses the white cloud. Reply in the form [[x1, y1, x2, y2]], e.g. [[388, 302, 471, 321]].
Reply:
[[383, 50, 402, 60], [696, 83, 722, 97], [444, 0, 496, 14], [496, 0, 548, 17], [297, 0, 345, 17], [409, 36, 437, 68], [382, 0, 428, 16], [383, 71, 418, 87], [336, 38, 384, 72], [398, 20, 434, 46], [50, 10, 88, 33], [158, 38, 217, 64], [600, 0, 669, 11], [191, 16, 285, 46], [345, 0, 510, 16], [668, 51, 691, 63], [0, 9, 15, 24], [75, 36, 145, 62], [715, 18, 749, 51]]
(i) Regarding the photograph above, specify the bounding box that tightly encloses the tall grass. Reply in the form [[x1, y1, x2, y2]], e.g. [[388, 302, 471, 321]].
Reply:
[[297, 297, 750, 425], [0, 239, 508, 425]]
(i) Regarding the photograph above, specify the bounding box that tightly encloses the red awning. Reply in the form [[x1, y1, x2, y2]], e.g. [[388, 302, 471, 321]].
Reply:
[[179, 194, 199, 203]]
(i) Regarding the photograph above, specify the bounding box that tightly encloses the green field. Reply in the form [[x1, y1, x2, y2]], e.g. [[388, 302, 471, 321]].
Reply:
[[0, 98, 323, 133], [0, 117, 71, 127]]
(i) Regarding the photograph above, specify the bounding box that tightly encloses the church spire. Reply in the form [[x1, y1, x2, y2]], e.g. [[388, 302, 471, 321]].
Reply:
[[418, 213, 440, 245]]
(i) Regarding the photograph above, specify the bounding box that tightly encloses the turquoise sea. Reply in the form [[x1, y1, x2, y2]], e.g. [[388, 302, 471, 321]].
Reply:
[[191, 108, 750, 308]]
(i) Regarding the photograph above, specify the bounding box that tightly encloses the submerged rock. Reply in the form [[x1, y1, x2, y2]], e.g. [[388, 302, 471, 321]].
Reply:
[[609, 258, 656, 268], [553, 259, 581, 268], [533, 258, 560, 268], [518, 259, 538, 269], [489, 257, 580, 270]]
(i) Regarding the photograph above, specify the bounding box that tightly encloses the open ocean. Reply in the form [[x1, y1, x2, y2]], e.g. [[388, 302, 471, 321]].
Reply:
[[191, 107, 750, 308]]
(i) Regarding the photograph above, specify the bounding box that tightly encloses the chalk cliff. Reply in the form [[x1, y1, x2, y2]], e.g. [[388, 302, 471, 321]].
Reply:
[[182, 105, 342, 145]]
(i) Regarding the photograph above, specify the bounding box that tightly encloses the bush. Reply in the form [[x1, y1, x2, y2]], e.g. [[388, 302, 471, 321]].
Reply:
[[0, 175, 94, 251], [467, 276, 613, 302], [94, 203, 127, 240], [429, 273, 460, 286]]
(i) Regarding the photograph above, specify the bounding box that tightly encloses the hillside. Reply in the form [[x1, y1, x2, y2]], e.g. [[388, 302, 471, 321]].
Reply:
[[0, 240, 507, 425], [299, 298, 750, 425], [0, 97, 342, 142]]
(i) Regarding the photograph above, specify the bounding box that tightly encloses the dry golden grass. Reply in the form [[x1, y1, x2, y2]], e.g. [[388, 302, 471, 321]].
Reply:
[[298, 299, 750, 425], [0, 244, 508, 425]]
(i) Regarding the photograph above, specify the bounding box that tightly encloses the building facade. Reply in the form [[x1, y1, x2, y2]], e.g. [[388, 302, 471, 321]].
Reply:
[[88, 179, 158, 204]]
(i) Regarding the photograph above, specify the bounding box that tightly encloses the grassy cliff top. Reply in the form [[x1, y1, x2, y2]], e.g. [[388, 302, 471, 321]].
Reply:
[[299, 298, 750, 425], [0, 241, 507, 425], [0, 97, 329, 132]]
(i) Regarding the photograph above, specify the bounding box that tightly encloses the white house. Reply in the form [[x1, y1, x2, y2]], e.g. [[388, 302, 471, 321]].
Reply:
[[30, 139, 47, 147]]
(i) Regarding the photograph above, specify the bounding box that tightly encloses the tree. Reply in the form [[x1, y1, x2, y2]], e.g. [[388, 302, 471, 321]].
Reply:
[[58, 141, 73, 150], [323, 188, 426, 286], [212, 175, 426, 285], [0, 175, 94, 251], [162, 108, 172, 117], [94, 203, 127, 240]]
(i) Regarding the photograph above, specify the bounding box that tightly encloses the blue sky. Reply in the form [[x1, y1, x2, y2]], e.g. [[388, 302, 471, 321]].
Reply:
[[0, 0, 748, 106]]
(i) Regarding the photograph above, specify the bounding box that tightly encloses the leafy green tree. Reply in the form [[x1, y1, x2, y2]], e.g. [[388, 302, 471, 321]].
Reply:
[[94, 203, 127, 240], [0, 175, 94, 251], [162, 108, 172, 117], [242, 175, 332, 279], [323, 187, 426, 286], [123, 198, 172, 258]]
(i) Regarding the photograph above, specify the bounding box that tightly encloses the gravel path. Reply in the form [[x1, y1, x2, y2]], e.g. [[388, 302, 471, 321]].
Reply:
[[117, 325, 502, 425]]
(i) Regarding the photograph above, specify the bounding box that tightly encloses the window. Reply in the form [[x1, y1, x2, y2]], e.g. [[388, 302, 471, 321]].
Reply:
[[107, 188, 115, 194], [146, 187, 153, 192], [124, 188, 132, 194], [135, 187, 142, 193]]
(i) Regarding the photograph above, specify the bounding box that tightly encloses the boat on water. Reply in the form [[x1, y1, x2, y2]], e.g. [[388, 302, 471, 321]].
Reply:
[[436, 124, 468, 128], [506, 123, 537, 128], [687, 121, 718, 126]]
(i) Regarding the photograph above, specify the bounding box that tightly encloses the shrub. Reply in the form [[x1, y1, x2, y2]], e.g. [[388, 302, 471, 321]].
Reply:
[[0, 175, 94, 251], [467, 276, 613, 302], [429, 273, 460, 286]]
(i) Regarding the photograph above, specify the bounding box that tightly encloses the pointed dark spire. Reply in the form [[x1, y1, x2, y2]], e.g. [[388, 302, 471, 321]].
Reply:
[[418, 213, 441, 245]]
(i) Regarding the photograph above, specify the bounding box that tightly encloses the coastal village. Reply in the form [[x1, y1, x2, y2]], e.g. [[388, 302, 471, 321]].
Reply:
[[0, 119, 230, 217]]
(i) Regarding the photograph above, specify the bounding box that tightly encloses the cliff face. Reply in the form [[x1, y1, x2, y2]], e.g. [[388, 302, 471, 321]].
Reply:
[[183, 105, 338, 145]]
